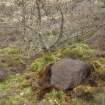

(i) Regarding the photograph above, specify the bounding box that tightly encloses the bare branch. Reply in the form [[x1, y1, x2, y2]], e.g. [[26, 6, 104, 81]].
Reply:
[[49, 7, 64, 50]]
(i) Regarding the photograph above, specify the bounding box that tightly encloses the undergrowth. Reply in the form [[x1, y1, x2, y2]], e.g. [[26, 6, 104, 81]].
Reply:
[[0, 74, 33, 105], [0, 47, 25, 73], [1, 43, 105, 105], [30, 43, 94, 73]]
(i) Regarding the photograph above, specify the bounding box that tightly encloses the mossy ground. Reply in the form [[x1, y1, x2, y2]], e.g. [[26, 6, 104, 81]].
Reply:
[[0, 47, 26, 73], [0, 43, 105, 105], [0, 74, 33, 105]]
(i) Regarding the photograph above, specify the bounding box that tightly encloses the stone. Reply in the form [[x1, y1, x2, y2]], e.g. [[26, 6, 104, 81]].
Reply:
[[51, 58, 91, 91]]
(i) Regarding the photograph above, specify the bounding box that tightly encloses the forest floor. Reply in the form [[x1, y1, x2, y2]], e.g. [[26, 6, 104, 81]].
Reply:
[[0, 43, 105, 105]]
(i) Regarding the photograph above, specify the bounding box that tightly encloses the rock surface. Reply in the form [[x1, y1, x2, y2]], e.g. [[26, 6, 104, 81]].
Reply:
[[51, 58, 91, 91]]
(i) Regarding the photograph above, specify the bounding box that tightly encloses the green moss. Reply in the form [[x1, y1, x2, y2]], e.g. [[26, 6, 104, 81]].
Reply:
[[70, 98, 98, 105], [0, 47, 21, 55], [74, 85, 96, 95], [45, 88, 98, 105], [62, 43, 94, 59], [46, 89, 65, 100], [0, 74, 33, 105], [30, 43, 94, 73], [45, 89, 66, 105], [0, 47, 24, 72], [92, 58, 105, 73], [0, 75, 24, 91], [30, 52, 57, 72], [7, 87, 32, 105]]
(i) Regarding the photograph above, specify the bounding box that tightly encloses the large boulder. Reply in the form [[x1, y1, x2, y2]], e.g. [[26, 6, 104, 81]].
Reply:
[[37, 58, 91, 92], [50, 58, 91, 91]]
